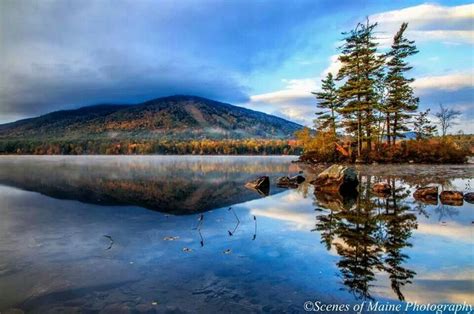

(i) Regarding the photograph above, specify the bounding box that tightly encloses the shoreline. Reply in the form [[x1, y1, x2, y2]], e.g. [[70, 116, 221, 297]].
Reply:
[[0, 154, 472, 165]]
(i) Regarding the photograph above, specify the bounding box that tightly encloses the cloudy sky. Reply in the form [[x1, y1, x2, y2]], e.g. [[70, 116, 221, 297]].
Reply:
[[0, 0, 472, 133]]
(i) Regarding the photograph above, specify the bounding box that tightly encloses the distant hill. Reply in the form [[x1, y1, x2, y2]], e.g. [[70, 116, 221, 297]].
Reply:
[[0, 95, 302, 141]]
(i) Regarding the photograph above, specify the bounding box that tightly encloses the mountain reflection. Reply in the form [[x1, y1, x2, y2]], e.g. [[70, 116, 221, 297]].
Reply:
[[0, 156, 298, 214], [315, 176, 417, 301]]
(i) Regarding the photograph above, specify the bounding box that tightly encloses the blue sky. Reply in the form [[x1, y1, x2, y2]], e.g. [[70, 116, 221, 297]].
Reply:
[[0, 0, 472, 133]]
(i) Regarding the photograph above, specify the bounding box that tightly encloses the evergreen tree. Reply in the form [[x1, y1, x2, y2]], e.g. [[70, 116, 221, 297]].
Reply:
[[413, 109, 437, 140], [313, 72, 341, 136], [337, 19, 384, 158], [385, 23, 419, 145]]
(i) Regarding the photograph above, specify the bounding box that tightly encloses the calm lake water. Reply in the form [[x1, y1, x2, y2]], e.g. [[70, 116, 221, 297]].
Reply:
[[0, 156, 472, 313]]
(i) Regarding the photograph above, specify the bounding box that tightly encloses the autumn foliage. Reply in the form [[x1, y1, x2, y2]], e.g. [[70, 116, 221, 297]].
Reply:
[[0, 139, 302, 155]]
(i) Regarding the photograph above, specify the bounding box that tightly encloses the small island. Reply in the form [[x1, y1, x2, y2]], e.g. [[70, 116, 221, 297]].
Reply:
[[295, 21, 472, 164]]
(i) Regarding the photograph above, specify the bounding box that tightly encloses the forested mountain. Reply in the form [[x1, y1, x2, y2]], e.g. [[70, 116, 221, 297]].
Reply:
[[0, 95, 302, 141]]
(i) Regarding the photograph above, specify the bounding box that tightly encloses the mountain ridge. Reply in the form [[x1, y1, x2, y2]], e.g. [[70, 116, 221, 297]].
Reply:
[[0, 95, 302, 140]]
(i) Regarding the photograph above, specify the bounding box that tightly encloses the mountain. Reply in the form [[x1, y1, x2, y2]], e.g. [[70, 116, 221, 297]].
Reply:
[[0, 95, 302, 141]]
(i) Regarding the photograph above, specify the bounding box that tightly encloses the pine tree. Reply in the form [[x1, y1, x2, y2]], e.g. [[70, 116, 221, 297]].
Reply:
[[313, 72, 340, 136], [385, 23, 419, 145], [337, 19, 384, 158], [413, 109, 437, 140]]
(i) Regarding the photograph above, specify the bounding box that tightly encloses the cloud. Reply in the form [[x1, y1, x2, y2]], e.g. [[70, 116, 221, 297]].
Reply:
[[246, 66, 473, 129], [370, 3, 474, 46], [412, 72, 474, 132], [247, 79, 316, 125], [1, 0, 356, 119], [413, 73, 474, 93], [245, 54, 343, 125]]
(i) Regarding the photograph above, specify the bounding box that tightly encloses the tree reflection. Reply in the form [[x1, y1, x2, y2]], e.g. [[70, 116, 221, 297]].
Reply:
[[379, 178, 417, 301], [314, 177, 417, 301]]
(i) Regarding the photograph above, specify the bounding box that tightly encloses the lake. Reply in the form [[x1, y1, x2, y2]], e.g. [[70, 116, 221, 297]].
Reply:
[[0, 156, 473, 313]]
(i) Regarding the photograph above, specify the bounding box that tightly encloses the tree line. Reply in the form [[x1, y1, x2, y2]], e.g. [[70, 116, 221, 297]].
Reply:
[[0, 139, 301, 155], [297, 19, 469, 163]]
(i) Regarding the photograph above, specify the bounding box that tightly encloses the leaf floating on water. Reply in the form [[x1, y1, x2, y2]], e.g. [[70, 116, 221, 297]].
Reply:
[[163, 236, 179, 241], [223, 249, 232, 254], [182, 247, 193, 253]]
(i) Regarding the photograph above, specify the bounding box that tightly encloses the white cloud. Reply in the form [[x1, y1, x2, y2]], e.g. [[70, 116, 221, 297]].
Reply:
[[370, 3, 474, 46], [245, 54, 344, 125], [244, 3, 473, 129], [250, 78, 317, 104], [322, 54, 342, 76], [412, 72, 474, 93]]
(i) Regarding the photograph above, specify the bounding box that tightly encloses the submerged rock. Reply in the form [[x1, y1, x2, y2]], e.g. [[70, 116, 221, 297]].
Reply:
[[245, 176, 270, 196], [276, 176, 295, 188], [372, 182, 392, 195], [440, 191, 464, 206], [464, 192, 474, 204], [311, 165, 358, 193], [276, 175, 305, 188], [413, 186, 438, 204]]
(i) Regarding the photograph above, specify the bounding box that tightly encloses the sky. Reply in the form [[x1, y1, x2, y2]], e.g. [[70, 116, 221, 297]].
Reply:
[[0, 0, 473, 133]]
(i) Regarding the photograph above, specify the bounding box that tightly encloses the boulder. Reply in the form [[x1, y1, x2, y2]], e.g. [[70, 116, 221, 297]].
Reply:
[[245, 176, 270, 196], [414, 186, 438, 199], [440, 191, 464, 206], [440, 191, 463, 200], [413, 186, 438, 204], [311, 165, 358, 193], [276, 176, 298, 188], [372, 182, 391, 195], [464, 192, 474, 204], [291, 175, 306, 184]]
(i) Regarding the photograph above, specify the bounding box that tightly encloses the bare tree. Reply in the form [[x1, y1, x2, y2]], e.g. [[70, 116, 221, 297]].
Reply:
[[434, 104, 461, 137]]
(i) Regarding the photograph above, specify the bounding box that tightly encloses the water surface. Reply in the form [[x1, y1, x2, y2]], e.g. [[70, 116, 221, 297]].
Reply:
[[0, 156, 472, 313]]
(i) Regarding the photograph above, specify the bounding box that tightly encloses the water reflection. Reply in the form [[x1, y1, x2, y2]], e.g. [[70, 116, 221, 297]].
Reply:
[[0, 156, 297, 214], [314, 177, 434, 301], [0, 157, 472, 312]]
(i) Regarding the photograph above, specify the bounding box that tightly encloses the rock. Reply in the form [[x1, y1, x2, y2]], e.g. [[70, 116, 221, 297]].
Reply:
[[311, 165, 358, 193], [245, 176, 270, 196], [440, 191, 463, 200], [413, 186, 438, 204], [372, 182, 391, 195], [440, 191, 464, 206], [276, 176, 297, 188], [464, 192, 474, 204], [245, 176, 269, 190], [291, 175, 306, 184], [276, 175, 305, 188]]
